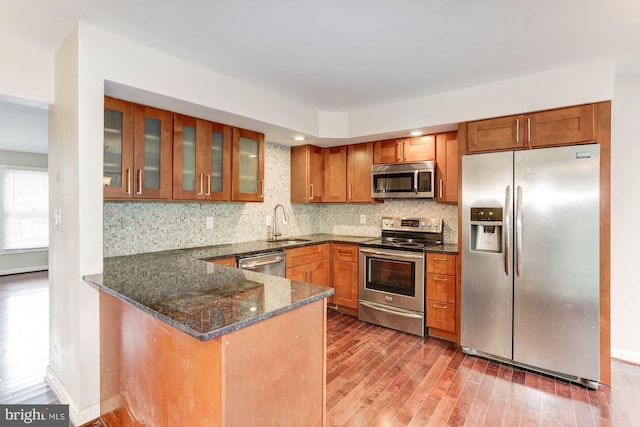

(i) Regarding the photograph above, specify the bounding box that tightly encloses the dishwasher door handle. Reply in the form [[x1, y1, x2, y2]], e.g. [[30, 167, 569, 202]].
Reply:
[[239, 256, 285, 269]]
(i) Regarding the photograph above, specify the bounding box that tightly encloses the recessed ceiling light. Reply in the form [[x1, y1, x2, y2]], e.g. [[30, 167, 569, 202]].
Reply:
[[410, 131, 423, 137], [293, 135, 306, 141]]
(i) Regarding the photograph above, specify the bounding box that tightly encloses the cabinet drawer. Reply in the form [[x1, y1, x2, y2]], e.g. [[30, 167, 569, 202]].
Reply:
[[426, 274, 455, 304], [426, 301, 456, 332], [330, 243, 358, 262], [285, 244, 329, 268], [426, 253, 456, 275]]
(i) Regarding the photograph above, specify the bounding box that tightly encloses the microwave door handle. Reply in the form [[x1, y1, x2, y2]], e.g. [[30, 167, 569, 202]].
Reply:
[[413, 171, 419, 194]]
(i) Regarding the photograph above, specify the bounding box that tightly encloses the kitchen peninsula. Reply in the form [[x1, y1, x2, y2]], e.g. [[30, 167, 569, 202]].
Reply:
[[83, 242, 338, 426]]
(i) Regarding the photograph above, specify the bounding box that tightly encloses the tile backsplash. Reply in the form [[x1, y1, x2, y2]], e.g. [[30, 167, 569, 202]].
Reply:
[[103, 141, 458, 257]]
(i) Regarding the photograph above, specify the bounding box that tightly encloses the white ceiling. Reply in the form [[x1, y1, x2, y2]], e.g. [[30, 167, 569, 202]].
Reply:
[[1, 0, 640, 153]]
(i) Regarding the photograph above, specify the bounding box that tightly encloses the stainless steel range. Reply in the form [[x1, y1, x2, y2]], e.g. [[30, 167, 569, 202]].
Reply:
[[358, 217, 443, 336]]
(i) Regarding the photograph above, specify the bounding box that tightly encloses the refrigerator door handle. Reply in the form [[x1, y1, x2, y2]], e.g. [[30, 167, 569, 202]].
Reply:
[[515, 185, 523, 277], [504, 185, 511, 276]]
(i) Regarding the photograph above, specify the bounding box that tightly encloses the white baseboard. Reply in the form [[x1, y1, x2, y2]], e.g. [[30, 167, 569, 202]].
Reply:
[[611, 347, 640, 365], [0, 265, 48, 276], [45, 366, 101, 426]]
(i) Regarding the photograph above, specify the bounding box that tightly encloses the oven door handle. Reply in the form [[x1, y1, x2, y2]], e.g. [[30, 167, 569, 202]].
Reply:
[[359, 247, 425, 261], [359, 301, 423, 320]]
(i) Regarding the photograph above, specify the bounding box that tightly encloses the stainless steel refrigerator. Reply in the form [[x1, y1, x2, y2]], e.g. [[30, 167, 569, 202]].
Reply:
[[461, 144, 600, 386]]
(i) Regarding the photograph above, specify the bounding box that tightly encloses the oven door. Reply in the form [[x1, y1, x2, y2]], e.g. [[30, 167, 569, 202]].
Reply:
[[358, 247, 425, 313]]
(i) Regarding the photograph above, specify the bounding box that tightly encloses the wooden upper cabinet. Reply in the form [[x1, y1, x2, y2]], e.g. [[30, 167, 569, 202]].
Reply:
[[347, 142, 374, 203], [104, 97, 134, 199], [324, 146, 347, 203], [231, 128, 264, 202], [467, 115, 525, 153], [291, 145, 325, 203], [527, 104, 595, 148], [373, 136, 435, 164], [435, 132, 458, 204], [466, 104, 596, 153], [104, 98, 172, 200], [173, 115, 232, 201]]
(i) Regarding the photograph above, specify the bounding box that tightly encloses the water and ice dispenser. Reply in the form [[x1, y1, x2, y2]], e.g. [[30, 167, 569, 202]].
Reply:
[[469, 207, 503, 253]]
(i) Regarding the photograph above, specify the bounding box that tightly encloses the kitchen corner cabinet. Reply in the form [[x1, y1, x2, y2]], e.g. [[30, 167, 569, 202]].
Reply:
[[329, 243, 358, 309], [103, 97, 172, 200], [285, 244, 329, 287], [435, 132, 458, 204], [426, 252, 458, 341], [173, 115, 232, 201], [231, 128, 264, 202], [324, 146, 347, 203], [347, 142, 374, 203], [291, 145, 325, 203], [466, 104, 596, 153], [373, 135, 435, 164]]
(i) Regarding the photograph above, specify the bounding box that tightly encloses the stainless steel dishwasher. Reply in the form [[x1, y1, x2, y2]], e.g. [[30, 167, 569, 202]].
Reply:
[[237, 251, 286, 277]]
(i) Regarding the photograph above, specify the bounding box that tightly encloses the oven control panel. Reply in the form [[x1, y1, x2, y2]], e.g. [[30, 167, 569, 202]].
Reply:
[[381, 217, 443, 233]]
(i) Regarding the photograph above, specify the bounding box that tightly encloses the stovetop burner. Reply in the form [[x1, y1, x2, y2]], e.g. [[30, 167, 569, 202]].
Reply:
[[361, 217, 444, 252]]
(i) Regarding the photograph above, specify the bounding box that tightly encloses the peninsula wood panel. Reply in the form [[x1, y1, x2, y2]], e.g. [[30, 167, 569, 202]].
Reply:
[[99, 291, 222, 426], [223, 301, 326, 426]]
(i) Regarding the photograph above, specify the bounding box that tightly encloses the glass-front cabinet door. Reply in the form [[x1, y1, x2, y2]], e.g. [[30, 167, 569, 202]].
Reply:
[[208, 122, 232, 201], [133, 105, 172, 199], [231, 128, 264, 202], [173, 115, 231, 201], [103, 97, 134, 199]]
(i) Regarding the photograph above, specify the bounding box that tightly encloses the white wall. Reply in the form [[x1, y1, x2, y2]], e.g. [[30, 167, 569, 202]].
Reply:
[[610, 76, 640, 364], [0, 150, 49, 275], [0, 38, 53, 106], [47, 27, 101, 425], [37, 22, 632, 421]]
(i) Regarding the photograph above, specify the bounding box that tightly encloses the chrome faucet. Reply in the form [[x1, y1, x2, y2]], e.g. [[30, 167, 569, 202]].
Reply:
[[270, 204, 289, 241]]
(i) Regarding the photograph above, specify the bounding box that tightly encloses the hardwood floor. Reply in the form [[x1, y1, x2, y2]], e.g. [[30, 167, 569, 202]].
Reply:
[[0, 271, 58, 405], [2, 273, 640, 426], [326, 310, 640, 427]]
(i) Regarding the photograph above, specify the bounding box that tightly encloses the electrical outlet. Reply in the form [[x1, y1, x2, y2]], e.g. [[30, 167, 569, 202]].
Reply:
[[360, 214, 366, 225], [206, 217, 214, 229], [53, 208, 62, 227], [265, 215, 272, 226]]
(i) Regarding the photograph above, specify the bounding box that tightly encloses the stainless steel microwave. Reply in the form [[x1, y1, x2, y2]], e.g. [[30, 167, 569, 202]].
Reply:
[[371, 161, 436, 199]]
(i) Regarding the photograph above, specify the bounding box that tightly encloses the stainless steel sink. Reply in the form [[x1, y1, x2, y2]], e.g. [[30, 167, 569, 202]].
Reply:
[[265, 238, 311, 244]]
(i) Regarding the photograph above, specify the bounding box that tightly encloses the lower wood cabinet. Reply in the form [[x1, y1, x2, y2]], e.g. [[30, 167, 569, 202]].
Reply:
[[329, 243, 358, 310], [285, 244, 329, 287], [207, 257, 236, 267], [425, 252, 458, 341]]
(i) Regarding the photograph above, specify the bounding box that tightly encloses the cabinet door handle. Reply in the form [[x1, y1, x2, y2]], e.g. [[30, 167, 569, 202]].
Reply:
[[432, 304, 448, 310], [516, 118, 520, 143], [206, 174, 211, 196], [259, 180, 264, 198], [527, 117, 531, 143], [198, 173, 204, 195], [432, 277, 447, 282], [403, 141, 407, 161], [136, 169, 143, 195], [439, 179, 444, 199], [351, 269, 355, 286], [126, 169, 131, 195], [396, 142, 402, 161], [432, 257, 447, 261], [309, 270, 314, 283], [338, 249, 353, 254], [310, 183, 314, 200], [348, 184, 353, 201]]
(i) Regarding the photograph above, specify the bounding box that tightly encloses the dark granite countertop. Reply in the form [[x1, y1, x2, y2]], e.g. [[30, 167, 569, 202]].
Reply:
[[83, 234, 458, 343], [84, 249, 335, 342]]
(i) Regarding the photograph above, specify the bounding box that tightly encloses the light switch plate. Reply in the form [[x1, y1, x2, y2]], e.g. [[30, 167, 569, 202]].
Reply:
[[206, 217, 214, 229], [265, 215, 272, 226], [360, 214, 366, 225]]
